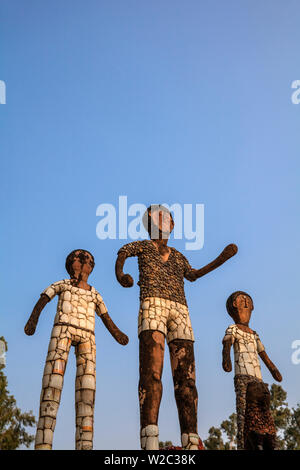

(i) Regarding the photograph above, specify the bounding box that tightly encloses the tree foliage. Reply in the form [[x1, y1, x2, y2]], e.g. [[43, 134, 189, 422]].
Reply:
[[159, 440, 173, 449], [221, 413, 237, 450], [0, 338, 36, 450], [204, 384, 299, 450], [284, 404, 300, 450], [204, 426, 226, 450]]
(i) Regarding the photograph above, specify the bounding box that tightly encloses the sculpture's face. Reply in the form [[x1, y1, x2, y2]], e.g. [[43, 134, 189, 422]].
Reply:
[[149, 209, 174, 238], [233, 294, 253, 325], [71, 250, 94, 277]]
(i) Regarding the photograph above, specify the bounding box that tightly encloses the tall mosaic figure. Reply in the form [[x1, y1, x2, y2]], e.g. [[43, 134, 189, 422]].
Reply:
[[115, 205, 238, 450], [222, 291, 282, 449], [25, 249, 128, 450]]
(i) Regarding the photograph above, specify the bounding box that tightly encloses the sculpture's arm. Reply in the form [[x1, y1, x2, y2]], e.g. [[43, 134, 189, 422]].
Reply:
[[185, 244, 238, 282], [222, 338, 233, 372], [259, 351, 282, 382], [24, 293, 50, 336], [99, 312, 129, 346], [115, 252, 134, 288]]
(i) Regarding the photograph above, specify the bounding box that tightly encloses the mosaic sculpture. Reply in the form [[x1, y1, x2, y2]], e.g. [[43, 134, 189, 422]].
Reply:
[[243, 381, 277, 450], [222, 291, 282, 450], [24, 249, 128, 450], [115, 205, 238, 450]]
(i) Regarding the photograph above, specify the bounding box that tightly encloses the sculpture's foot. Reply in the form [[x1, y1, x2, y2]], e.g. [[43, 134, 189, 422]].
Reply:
[[35, 444, 52, 450], [181, 433, 202, 450], [140, 424, 159, 450], [76, 415, 94, 450], [35, 427, 54, 450], [76, 441, 93, 450]]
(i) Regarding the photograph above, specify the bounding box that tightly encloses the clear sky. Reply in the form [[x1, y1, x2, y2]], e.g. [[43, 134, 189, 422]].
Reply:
[[1, 0, 299, 449]]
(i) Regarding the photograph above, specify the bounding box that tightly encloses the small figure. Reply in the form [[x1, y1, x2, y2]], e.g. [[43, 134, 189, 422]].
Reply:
[[243, 381, 277, 450], [115, 204, 238, 450], [25, 249, 128, 450], [222, 291, 282, 450]]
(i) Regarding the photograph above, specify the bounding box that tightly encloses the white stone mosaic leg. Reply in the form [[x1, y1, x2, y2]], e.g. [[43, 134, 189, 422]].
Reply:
[[35, 327, 71, 450], [75, 335, 96, 450], [140, 424, 159, 450], [181, 432, 201, 450]]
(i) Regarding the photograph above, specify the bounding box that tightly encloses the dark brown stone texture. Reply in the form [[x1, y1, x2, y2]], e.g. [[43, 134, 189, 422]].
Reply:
[[116, 205, 238, 449], [244, 381, 277, 450], [169, 339, 198, 435], [139, 330, 165, 428]]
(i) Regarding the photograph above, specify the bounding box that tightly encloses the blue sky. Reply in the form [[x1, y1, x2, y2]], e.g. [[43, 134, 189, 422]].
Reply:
[[1, 0, 299, 449]]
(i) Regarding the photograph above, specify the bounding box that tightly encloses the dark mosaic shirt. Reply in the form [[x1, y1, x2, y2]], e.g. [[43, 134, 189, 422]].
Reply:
[[118, 240, 196, 306]]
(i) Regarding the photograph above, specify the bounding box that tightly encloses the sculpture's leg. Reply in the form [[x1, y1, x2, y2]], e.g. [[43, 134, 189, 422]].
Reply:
[[75, 333, 96, 450], [234, 375, 261, 450], [168, 339, 200, 450], [35, 326, 71, 450], [139, 330, 165, 450], [234, 375, 248, 450]]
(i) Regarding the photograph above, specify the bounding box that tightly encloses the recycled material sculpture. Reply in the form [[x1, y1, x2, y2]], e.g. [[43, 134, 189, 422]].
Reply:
[[222, 291, 282, 450], [25, 249, 128, 450], [243, 381, 277, 450], [115, 204, 238, 450]]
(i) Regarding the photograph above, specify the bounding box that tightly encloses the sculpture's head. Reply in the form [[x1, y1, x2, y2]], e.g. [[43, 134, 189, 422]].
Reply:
[[65, 249, 95, 281], [246, 381, 270, 407], [226, 291, 254, 325], [143, 205, 174, 240]]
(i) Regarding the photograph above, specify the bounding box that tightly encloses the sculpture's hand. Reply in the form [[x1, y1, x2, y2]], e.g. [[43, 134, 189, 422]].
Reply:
[[271, 368, 282, 382], [222, 357, 232, 373], [119, 273, 134, 288], [188, 243, 239, 281], [24, 294, 50, 336], [114, 331, 129, 346], [24, 319, 37, 336], [221, 243, 238, 260], [259, 351, 282, 382], [115, 253, 134, 288], [99, 311, 129, 345]]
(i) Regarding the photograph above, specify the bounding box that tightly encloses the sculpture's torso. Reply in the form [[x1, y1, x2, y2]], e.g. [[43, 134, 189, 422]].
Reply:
[[224, 324, 265, 380], [43, 279, 107, 333], [118, 240, 193, 306]]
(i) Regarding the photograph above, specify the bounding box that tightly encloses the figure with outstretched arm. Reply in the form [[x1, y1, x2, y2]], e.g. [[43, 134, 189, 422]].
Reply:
[[115, 204, 238, 450], [25, 249, 128, 450], [222, 291, 282, 449]]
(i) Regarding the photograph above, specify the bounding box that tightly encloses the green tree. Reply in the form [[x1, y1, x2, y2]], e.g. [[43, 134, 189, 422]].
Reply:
[[204, 426, 225, 450], [284, 404, 300, 450], [221, 413, 237, 450], [269, 384, 291, 449], [0, 337, 36, 450], [159, 440, 173, 449]]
